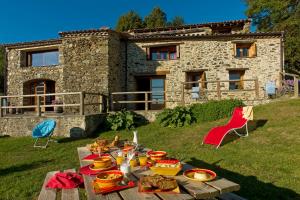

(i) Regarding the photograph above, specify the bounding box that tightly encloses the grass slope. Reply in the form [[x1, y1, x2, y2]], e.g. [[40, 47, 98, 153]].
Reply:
[[0, 99, 299, 200]]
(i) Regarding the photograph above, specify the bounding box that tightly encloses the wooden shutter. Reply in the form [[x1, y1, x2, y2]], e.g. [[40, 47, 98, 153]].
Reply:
[[146, 47, 150, 60], [201, 72, 206, 89], [185, 73, 192, 89], [232, 43, 237, 57], [249, 43, 257, 58], [176, 45, 180, 58]]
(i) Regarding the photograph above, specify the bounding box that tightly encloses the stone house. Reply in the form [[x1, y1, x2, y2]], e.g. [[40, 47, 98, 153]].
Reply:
[[3, 19, 284, 113]]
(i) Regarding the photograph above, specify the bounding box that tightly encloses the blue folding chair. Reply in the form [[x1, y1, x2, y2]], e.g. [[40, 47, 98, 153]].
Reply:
[[265, 81, 276, 97], [32, 119, 56, 148]]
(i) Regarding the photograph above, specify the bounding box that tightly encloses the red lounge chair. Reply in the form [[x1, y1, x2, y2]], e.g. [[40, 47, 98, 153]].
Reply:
[[202, 107, 249, 148]]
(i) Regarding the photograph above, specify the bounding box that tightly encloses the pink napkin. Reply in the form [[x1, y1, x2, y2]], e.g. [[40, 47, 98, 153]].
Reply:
[[46, 172, 83, 189]]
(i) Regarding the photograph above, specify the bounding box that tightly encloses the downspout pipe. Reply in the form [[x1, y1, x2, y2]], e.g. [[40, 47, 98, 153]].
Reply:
[[280, 31, 285, 73]]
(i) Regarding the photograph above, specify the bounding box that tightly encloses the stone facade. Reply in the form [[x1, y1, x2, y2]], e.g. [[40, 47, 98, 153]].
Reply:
[[4, 19, 283, 113], [126, 36, 282, 107], [2, 19, 284, 137]]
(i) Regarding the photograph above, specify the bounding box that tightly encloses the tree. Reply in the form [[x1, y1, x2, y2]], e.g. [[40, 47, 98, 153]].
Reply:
[[144, 7, 167, 29], [245, 0, 300, 72], [168, 16, 185, 27], [116, 11, 144, 32]]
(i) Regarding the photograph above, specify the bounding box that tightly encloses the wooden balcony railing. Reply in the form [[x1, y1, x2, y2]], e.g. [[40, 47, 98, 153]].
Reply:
[[0, 92, 106, 117]]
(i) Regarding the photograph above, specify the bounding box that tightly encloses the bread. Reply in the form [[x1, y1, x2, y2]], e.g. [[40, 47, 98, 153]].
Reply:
[[143, 174, 164, 187], [157, 178, 178, 191], [140, 175, 178, 191]]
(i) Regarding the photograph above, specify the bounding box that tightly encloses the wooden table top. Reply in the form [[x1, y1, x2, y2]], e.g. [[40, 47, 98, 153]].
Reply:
[[77, 147, 240, 200]]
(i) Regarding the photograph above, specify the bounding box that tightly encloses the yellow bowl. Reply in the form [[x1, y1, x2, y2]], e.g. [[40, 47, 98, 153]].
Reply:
[[150, 165, 182, 176], [93, 157, 112, 169], [95, 170, 123, 189]]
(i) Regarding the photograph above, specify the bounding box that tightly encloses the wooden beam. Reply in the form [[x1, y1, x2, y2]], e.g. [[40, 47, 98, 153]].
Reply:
[[294, 76, 299, 98]]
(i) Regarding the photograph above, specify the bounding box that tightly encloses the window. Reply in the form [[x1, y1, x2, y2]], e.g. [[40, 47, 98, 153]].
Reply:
[[147, 45, 179, 60], [27, 50, 59, 67], [185, 71, 206, 89], [229, 70, 245, 90], [233, 42, 256, 58]]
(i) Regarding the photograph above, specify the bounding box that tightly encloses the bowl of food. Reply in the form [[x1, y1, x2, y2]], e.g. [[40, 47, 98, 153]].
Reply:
[[93, 156, 112, 169], [183, 168, 216, 182], [147, 151, 167, 161], [150, 159, 182, 176], [95, 170, 124, 189]]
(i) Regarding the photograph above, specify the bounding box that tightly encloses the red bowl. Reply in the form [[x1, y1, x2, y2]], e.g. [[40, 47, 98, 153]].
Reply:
[[147, 151, 167, 161]]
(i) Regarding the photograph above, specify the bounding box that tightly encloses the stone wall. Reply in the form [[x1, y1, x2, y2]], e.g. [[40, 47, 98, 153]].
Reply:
[[60, 35, 110, 114], [126, 37, 281, 107], [0, 114, 106, 137], [107, 33, 127, 110], [6, 45, 64, 106]]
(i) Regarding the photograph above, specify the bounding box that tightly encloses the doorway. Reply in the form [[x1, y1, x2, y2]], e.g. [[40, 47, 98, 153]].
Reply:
[[136, 76, 165, 110], [23, 80, 55, 112]]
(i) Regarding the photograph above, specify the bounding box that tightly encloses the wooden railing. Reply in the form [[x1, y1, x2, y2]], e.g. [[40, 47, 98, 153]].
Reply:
[[279, 72, 299, 97], [110, 91, 166, 111], [0, 92, 106, 117], [181, 78, 259, 104], [110, 79, 259, 111]]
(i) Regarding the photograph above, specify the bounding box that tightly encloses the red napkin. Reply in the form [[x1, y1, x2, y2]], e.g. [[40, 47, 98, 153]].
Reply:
[[46, 172, 83, 189], [79, 163, 117, 176], [82, 153, 110, 161]]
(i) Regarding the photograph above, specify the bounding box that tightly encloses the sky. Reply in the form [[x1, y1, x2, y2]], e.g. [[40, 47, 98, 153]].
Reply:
[[0, 0, 249, 44]]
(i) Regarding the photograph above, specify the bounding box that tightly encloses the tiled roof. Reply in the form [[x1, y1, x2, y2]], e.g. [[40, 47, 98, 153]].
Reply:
[[129, 19, 252, 33], [128, 32, 284, 41], [59, 28, 116, 37], [3, 39, 62, 49]]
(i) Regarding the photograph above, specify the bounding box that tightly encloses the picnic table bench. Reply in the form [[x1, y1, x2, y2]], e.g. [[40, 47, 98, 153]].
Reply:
[[77, 146, 241, 200]]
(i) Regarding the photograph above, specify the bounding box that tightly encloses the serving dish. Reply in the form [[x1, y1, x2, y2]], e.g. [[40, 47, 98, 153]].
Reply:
[[150, 159, 182, 176], [183, 168, 216, 182], [94, 170, 124, 189], [147, 151, 167, 161]]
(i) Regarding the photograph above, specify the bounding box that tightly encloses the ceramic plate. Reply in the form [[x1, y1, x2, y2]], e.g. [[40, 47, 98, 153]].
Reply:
[[183, 168, 216, 182], [89, 162, 116, 171]]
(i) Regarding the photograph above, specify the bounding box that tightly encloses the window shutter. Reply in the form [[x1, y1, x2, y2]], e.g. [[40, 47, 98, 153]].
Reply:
[[176, 45, 180, 58], [232, 43, 237, 57], [201, 72, 206, 89], [249, 43, 257, 58], [185, 73, 192, 89], [146, 47, 150, 60]]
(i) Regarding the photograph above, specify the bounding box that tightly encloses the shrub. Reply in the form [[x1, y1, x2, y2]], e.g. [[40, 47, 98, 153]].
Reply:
[[156, 106, 196, 128], [191, 99, 244, 122], [106, 109, 135, 131]]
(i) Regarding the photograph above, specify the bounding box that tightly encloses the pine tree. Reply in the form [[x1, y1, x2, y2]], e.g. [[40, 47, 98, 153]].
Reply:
[[115, 11, 144, 32], [144, 7, 167, 29]]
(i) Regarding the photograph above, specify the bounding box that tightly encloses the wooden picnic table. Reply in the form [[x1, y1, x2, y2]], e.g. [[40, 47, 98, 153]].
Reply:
[[77, 146, 240, 200]]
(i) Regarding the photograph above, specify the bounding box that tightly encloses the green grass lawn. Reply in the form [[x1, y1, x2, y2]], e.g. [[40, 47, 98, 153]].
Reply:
[[0, 99, 300, 200]]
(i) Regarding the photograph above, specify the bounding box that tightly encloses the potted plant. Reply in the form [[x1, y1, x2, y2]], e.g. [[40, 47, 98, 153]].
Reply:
[[52, 98, 63, 113]]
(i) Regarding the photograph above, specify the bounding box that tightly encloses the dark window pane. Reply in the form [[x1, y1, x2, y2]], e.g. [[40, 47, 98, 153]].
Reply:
[[229, 72, 242, 90], [243, 48, 248, 57], [150, 46, 177, 60], [151, 52, 157, 60], [236, 48, 241, 57], [170, 52, 176, 59]]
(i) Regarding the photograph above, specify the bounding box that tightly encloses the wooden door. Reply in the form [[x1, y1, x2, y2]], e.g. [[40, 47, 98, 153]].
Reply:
[[31, 80, 55, 112]]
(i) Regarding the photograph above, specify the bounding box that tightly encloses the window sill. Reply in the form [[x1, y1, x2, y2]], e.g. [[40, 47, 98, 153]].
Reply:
[[148, 59, 178, 61], [21, 64, 60, 68], [234, 56, 256, 59]]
